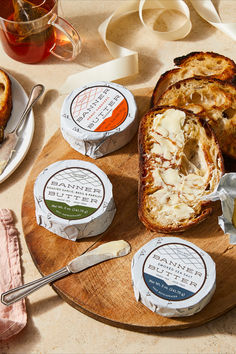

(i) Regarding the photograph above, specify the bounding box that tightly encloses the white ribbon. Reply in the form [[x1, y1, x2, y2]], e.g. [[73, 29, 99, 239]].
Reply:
[[190, 0, 236, 41], [138, 0, 191, 40], [60, 0, 236, 94]]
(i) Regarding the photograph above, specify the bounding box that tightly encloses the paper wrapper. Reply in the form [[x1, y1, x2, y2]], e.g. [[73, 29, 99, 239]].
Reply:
[[131, 237, 216, 317], [60, 81, 138, 159], [34, 160, 116, 241], [203, 173, 236, 244]]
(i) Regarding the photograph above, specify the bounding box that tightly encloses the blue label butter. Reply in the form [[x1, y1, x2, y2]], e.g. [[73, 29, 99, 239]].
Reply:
[[131, 237, 216, 317]]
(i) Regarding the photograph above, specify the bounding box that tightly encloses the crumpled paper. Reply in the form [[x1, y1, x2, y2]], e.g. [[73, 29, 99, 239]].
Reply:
[[203, 173, 236, 245]]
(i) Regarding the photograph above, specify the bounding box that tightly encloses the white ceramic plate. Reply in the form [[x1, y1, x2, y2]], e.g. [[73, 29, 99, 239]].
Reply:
[[0, 74, 34, 183]]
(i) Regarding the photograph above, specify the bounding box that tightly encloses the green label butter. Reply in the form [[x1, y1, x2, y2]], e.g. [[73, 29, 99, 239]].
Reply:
[[34, 160, 116, 241], [44, 167, 104, 220]]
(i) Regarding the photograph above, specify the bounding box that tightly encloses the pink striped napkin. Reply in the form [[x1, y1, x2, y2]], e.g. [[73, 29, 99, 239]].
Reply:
[[0, 209, 27, 340]]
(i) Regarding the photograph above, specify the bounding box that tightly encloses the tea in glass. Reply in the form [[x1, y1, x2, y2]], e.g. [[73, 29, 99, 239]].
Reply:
[[0, 0, 81, 63]]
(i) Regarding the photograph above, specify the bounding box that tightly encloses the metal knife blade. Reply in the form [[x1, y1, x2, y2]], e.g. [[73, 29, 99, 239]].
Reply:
[[67, 240, 131, 273], [0, 133, 18, 174], [1, 240, 131, 305]]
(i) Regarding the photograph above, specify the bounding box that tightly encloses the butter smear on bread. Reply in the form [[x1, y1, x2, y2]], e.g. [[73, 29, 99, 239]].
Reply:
[[138, 107, 223, 232], [149, 109, 203, 223]]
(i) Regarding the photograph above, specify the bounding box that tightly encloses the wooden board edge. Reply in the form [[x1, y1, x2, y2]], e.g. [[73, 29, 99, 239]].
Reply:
[[51, 284, 234, 333]]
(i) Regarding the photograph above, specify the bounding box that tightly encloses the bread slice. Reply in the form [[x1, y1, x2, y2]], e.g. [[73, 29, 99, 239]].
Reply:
[[151, 52, 236, 105], [156, 77, 236, 159], [138, 106, 224, 233], [0, 69, 12, 142]]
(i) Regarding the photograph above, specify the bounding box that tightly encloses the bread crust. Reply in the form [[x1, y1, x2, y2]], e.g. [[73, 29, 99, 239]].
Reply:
[[174, 51, 236, 80], [138, 106, 224, 233], [151, 51, 236, 106], [0, 69, 12, 142], [157, 76, 236, 159]]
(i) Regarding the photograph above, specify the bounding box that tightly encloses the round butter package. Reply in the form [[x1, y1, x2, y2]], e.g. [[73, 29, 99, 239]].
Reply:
[[34, 160, 116, 241], [60, 81, 138, 159], [131, 237, 216, 317]]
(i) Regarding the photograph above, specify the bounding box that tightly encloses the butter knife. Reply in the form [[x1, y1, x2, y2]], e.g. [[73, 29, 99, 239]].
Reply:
[[1, 240, 131, 306], [0, 84, 45, 175]]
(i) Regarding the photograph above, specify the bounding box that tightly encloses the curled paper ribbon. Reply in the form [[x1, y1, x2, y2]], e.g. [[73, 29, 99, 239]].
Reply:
[[190, 0, 236, 41], [60, 0, 236, 94], [138, 0, 191, 41]]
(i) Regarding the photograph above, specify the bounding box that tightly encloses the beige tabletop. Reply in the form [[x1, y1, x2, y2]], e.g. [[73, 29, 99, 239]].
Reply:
[[0, 0, 236, 353]]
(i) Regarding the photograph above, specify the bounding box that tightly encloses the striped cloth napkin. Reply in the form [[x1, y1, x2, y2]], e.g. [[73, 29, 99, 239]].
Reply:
[[0, 209, 27, 340]]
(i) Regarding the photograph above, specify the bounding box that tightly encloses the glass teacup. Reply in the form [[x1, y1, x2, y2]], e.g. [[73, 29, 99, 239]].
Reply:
[[0, 0, 81, 64]]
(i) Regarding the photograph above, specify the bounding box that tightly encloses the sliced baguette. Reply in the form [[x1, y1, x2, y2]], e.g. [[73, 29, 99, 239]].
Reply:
[[151, 52, 236, 105], [156, 77, 236, 159], [0, 69, 12, 142], [138, 106, 224, 233]]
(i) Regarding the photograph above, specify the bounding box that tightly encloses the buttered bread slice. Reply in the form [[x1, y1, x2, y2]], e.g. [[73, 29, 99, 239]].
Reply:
[[151, 52, 236, 105], [138, 106, 224, 233]]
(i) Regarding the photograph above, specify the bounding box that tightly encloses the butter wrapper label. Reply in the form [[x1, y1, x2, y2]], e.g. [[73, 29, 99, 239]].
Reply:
[[71, 85, 128, 132], [143, 243, 206, 301], [44, 167, 104, 220]]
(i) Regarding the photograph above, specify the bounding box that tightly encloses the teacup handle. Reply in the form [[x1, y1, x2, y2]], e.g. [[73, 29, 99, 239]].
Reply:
[[48, 14, 81, 61]]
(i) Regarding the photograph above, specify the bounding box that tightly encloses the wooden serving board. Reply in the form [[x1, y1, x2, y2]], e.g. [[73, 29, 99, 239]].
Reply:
[[22, 88, 236, 333]]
